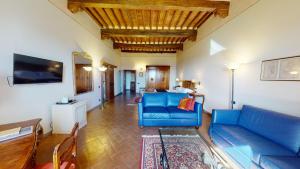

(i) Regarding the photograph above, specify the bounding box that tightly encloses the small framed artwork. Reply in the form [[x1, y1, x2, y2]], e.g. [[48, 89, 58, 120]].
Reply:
[[139, 72, 143, 77], [261, 56, 300, 81]]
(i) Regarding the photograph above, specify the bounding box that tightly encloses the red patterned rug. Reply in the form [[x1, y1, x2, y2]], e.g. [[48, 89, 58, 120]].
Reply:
[[141, 135, 211, 169]]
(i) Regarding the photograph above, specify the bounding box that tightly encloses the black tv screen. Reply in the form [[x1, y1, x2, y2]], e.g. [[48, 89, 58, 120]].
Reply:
[[13, 54, 63, 84]]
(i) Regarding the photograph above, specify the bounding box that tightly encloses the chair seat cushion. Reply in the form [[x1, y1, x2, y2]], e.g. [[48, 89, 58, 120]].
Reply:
[[35, 162, 75, 169], [212, 124, 294, 164], [167, 106, 197, 119], [260, 156, 300, 169]]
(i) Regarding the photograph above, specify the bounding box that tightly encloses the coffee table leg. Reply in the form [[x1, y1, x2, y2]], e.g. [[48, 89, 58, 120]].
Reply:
[[160, 153, 169, 169]]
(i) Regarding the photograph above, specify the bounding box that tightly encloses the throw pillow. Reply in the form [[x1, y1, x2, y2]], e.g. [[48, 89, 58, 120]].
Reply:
[[178, 98, 190, 111], [186, 98, 196, 111], [178, 98, 195, 111]]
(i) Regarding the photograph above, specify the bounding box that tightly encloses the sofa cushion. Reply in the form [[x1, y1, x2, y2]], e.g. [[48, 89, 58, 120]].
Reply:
[[211, 131, 249, 168], [238, 105, 300, 154], [143, 106, 168, 114], [143, 107, 169, 119], [143, 113, 170, 119], [212, 124, 294, 164], [167, 106, 197, 119], [143, 93, 167, 107], [167, 92, 189, 107], [260, 156, 300, 169]]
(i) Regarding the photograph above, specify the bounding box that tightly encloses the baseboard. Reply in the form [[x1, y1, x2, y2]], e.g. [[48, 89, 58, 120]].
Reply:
[[88, 104, 101, 112], [203, 109, 212, 116], [43, 130, 52, 137]]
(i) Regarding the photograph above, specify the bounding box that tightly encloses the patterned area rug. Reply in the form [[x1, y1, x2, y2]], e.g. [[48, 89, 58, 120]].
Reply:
[[141, 135, 211, 169]]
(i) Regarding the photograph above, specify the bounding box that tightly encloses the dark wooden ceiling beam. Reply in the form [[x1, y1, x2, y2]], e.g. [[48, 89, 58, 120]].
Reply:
[[113, 42, 183, 51], [101, 29, 197, 41], [68, 0, 230, 18], [121, 50, 176, 53]]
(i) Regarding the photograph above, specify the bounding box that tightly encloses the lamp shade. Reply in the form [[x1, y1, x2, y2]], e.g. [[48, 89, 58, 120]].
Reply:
[[226, 63, 240, 70], [98, 66, 107, 72], [83, 66, 93, 71]]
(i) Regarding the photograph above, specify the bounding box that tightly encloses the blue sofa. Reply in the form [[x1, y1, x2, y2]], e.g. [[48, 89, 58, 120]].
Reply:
[[209, 105, 300, 169], [138, 92, 202, 127]]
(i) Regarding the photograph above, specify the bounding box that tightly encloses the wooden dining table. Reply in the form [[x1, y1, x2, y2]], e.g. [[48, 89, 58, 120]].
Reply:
[[0, 119, 42, 169]]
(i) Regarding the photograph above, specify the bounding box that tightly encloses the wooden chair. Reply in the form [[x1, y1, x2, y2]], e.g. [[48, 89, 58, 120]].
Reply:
[[35, 123, 79, 169]]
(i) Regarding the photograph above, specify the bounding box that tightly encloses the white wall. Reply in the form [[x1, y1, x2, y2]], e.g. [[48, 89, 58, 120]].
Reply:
[[177, 0, 300, 117], [125, 71, 135, 90], [120, 53, 177, 92], [0, 0, 121, 133]]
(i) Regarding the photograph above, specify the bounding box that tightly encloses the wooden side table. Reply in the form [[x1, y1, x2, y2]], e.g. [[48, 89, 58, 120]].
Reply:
[[189, 92, 205, 110]]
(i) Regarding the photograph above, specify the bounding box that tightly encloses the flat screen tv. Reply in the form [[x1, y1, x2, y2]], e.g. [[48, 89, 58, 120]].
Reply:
[[13, 53, 63, 84]]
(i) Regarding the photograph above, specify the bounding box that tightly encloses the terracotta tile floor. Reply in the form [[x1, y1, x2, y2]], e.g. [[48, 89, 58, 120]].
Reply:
[[36, 93, 212, 169]]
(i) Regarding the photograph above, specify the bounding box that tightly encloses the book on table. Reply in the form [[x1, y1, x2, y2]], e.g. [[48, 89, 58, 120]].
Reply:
[[0, 126, 33, 142]]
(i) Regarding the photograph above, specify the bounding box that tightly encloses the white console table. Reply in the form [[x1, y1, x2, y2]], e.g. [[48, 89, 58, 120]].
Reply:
[[51, 101, 87, 134]]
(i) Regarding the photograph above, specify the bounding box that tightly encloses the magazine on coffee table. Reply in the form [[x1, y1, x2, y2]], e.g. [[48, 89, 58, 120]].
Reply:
[[0, 126, 33, 142]]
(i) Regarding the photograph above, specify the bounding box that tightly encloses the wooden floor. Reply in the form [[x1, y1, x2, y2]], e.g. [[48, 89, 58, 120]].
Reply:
[[36, 93, 212, 169]]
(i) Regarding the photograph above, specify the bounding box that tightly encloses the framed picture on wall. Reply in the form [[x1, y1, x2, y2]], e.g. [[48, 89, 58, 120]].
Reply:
[[261, 56, 300, 81]]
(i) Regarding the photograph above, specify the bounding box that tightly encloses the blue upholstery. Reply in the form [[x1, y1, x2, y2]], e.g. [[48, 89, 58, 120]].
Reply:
[[143, 106, 168, 114], [209, 105, 300, 169], [212, 124, 294, 164], [143, 113, 170, 119], [138, 102, 143, 126], [168, 107, 198, 119], [238, 105, 300, 154], [260, 156, 300, 169], [167, 93, 188, 106], [143, 93, 167, 107], [211, 109, 241, 125], [167, 106, 191, 113], [143, 106, 169, 119], [138, 92, 202, 127], [142, 119, 198, 127], [251, 162, 263, 169]]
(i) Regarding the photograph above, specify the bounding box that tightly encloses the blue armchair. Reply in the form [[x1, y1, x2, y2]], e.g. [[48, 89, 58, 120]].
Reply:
[[138, 92, 202, 128]]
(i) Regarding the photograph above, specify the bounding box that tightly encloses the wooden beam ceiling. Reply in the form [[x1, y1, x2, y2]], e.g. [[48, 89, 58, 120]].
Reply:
[[68, 0, 230, 53], [121, 50, 176, 53], [101, 29, 197, 41], [113, 43, 183, 50], [68, 0, 229, 18]]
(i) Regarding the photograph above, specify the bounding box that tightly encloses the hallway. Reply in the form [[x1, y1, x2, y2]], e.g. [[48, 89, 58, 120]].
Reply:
[[37, 94, 211, 169]]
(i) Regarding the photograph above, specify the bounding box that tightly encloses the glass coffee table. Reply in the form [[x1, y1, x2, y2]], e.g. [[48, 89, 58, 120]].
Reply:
[[159, 128, 238, 169]]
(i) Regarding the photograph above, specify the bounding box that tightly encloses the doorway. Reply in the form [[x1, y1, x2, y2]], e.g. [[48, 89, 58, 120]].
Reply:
[[123, 70, 136, 94], [101, 63, 116, 102], [105, 66, 114, 100], [146, 66, 170, 90]]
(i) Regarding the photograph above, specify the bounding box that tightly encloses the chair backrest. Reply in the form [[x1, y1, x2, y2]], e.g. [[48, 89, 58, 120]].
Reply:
[[53, 123, 79, 169]]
